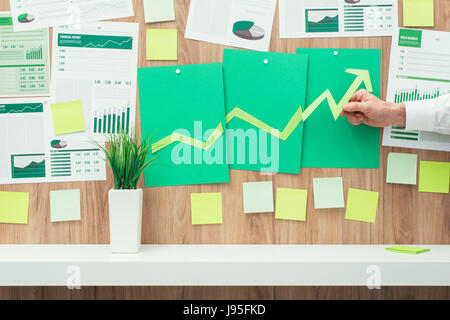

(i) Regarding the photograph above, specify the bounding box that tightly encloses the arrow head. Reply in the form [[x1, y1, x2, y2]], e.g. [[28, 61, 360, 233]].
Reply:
[[345, 69, 373, 93]]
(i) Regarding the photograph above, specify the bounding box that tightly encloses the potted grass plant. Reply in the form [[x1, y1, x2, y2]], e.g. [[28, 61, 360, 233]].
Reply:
[[96, 130, 156, 253]]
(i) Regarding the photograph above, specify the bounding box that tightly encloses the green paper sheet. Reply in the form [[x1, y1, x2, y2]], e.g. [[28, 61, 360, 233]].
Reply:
[[144, 0, 175, 23], [50, 189, 81, 222], [418, 161, 450, 194], [0, 191, 29, 224], [386, 246, 430, 254], [275, 188, 307, 221], [190, 192, 223, 225], [386, 152, 418, 185], [243, 181, 274, 214], [312, 177, 344, 209], [146, 29, 178, 61], [138, 63, 229, 187], [297, 48, 380, 168], [403, 0, 434, 27], [51, 100, 86, 135], [345, 188, 379, 223], [223, 49, 308, 174]]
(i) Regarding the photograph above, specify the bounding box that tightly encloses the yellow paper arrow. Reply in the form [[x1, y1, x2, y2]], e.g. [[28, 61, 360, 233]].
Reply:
[[151, 69, 372, 153]]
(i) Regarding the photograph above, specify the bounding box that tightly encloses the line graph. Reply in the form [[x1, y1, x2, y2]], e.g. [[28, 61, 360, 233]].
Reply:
[[150, 69, 373, 153], [0, 103, 43, 114], [83, 37, 132, 49]]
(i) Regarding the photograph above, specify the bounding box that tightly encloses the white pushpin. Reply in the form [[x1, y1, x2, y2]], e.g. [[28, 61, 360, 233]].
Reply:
[[264, 59, 269, 64], [436, 35, 440, 41], [176, 69, 181, 74], [334, 50, 339, 56]]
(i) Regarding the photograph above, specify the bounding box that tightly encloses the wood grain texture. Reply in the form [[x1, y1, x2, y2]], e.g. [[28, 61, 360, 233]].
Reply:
[[0, 0, 449, 300]]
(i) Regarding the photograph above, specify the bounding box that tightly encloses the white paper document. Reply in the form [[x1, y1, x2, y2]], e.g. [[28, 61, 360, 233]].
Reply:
[[0, 12, 50, 98], [185, 0, 277, 51], [9, 0, 134, 31], [382, 28, 450, 152], [279, 0, 398, 38], [0, 98, 106, 184], [51, 22, 139, 142]]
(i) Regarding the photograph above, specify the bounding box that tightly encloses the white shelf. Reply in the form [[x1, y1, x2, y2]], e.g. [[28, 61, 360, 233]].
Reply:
[[0, 244, 449, 286]]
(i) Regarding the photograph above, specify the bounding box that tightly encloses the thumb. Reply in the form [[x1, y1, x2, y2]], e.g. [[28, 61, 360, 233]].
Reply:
[[343, 102, 368, 114]]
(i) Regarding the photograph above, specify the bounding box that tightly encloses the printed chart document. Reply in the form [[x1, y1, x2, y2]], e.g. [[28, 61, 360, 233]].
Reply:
[[9, 0, 134, 32], [382, 29, 450, 152], [0, 98, 106, 184], [0, 12, 50, 97], [279, 0, 398, 38], [185, 0, 277, 51], [51, 22, 139, 143]]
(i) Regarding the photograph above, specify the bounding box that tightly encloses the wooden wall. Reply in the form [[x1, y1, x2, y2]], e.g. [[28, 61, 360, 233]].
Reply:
[[0, 0, 449, 299]]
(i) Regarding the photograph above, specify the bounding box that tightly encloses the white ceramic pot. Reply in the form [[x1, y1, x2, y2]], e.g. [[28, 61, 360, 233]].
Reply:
[[108, 189, 143, 253]]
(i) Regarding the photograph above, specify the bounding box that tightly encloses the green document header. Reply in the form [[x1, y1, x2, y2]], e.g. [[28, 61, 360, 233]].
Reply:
[[0, 103, 43, 114], [398, 29, 422, 48], [0, 17, 13, 26], [58, 34, 133, 50]]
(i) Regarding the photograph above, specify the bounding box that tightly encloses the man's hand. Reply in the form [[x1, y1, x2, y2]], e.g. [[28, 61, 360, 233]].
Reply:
[[341, 89, 406, 128]]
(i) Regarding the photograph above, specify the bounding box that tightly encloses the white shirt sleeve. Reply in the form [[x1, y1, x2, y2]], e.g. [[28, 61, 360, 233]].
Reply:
[[405, 94, 450, 135]]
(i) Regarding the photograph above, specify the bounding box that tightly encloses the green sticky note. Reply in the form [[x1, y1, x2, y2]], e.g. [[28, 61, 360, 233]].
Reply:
[[191, 192, 223, 225], [0, 191, 29, 224], [386, 246, 430, 254], [297, 48, 380, 168], [144, 0, 175, 23], [418, 161, 450, 194], [50, 189, 81, 222], [345, 188, 379, 223], [403, 0, 434, 27], [146, 29, 177, 61], [243, 181, 274, 214], [386, 152, 418, 185], [313, 177, 344, 209], [223, 49, 308, 174], [138, 63, 229, 187], [51, 100, 85, 135], [275, 188, 307, 221]]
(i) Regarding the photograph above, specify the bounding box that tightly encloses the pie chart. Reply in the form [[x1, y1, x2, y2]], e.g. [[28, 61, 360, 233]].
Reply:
[[18, 13, 35, 23], [51, 140, 68, 149], [233, 21, 265, 40]]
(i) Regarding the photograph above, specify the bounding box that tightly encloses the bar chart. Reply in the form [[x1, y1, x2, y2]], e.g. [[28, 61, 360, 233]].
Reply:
[[92, 106, 130, 134], [393, 87, 446, 103]]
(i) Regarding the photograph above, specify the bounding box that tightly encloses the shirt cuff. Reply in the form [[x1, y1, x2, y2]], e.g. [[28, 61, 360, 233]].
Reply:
[[405, 99, 436, 132]]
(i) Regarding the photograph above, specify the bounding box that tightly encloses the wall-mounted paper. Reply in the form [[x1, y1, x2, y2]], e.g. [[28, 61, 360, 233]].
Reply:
[[275, 188, 307, 221], [403, 0, 434, 27], [386, 246, 430, 254], [138, 63, 229, 187], [223, 49, 308, 174], [345, 188, 379, 223], [0, 191, 29, 224], [51, 100, 86, 135], [9, 0, 135, 32], [144, 0, 175, 23], [0, 13, 50, 98], [386, 152, 418, 185], [418, 161, 450, 194], [185, 0, 277, 51], [243, 181, 274, 214], [190, 192, 223, 225], [313, 177, 344, 209], [298, 48, 380, 168], [146, 29, 178, 61], [50, 189, 81, 222]]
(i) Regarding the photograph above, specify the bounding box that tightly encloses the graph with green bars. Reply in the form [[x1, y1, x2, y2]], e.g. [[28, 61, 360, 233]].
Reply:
[[389, 86, 450, 142], [26, 46, 43, 60], [92, 106, 131, 134]]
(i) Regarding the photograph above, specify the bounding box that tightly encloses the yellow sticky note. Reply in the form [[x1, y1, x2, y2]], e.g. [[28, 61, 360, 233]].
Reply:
[[275, 188, 307, 221], [345, 188, 379, 223], [418, 161, 450, 194], [146, 29, 178, 61], [403, 0, 435, 27], [51, 100, 85, 135], [191, 192, 222, 225], [0, 191, 29, 224]]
